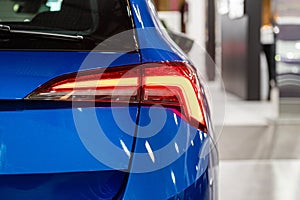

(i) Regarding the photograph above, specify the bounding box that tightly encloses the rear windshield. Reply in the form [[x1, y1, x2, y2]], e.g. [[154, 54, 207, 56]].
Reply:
[[0, 0, 136, 51]]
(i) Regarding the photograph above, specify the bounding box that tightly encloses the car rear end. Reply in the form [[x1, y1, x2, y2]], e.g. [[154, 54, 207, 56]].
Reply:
[[0, 0, 218, 199]]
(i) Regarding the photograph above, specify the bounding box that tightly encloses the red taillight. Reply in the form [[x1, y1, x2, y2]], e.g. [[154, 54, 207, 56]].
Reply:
[[26, 62, 207, 130], [26, 66, 140, 103]]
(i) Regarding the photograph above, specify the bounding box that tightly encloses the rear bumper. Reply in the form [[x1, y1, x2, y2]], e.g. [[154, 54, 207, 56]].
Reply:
[[0, 168, 213, 200], [0, 106, 137, 199], [0, 171, 127, 200], [0, 106, 217, 199]]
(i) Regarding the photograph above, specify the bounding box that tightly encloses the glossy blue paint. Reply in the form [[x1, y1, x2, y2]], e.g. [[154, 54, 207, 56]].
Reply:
[[130, 0, 189, 63], [168, 169, 210, 200], [123, 107, 211, 200], [0, 0, 218, 199], [122, 1, 218, 198], [0, 51, 140, 99], [0, 107, 137, 174]]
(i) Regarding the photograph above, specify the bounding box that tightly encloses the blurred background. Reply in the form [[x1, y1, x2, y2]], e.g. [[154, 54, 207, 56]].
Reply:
[[153, 0, 300, 199]]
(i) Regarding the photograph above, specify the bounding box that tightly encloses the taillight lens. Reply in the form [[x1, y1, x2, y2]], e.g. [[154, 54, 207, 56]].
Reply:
[[26, 62, 207, 130], [26, 66, 140, 103]]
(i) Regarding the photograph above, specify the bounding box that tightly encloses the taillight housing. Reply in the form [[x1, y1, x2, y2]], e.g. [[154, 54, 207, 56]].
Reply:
[[26, 62, 207, 131]]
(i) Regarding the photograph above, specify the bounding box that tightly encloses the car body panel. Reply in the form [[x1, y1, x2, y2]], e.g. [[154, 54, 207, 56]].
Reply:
[[130, 0, 188, 63], [123, 107, 210, 200], [0, 107, 138, 174], [0, 51, 140, 99]]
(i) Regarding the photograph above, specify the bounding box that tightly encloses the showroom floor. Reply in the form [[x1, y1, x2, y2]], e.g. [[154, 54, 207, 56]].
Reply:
[[217, 88, 300, 200]]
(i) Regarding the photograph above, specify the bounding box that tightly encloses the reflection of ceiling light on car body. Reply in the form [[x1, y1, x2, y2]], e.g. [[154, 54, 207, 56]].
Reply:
[[145, 141, 155, 163]]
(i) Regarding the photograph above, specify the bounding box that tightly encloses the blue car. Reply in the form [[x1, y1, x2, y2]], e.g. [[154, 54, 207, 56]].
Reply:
[[0, 0, 218, 199]]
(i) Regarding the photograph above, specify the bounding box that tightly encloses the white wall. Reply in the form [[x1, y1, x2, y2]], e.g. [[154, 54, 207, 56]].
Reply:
[[186, 0, 206, 49], [157, 0, 207, 73], [157, 0, 206, 48], [158, 11, 181, 33]]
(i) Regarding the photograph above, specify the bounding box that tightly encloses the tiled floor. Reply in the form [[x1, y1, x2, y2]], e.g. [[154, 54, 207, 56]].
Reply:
[[216, 87, 300, 200], [220, 160, 300, 200]]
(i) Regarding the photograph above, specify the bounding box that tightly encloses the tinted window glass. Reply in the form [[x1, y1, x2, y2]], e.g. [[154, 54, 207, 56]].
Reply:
[[0, 0, 136, 51]]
